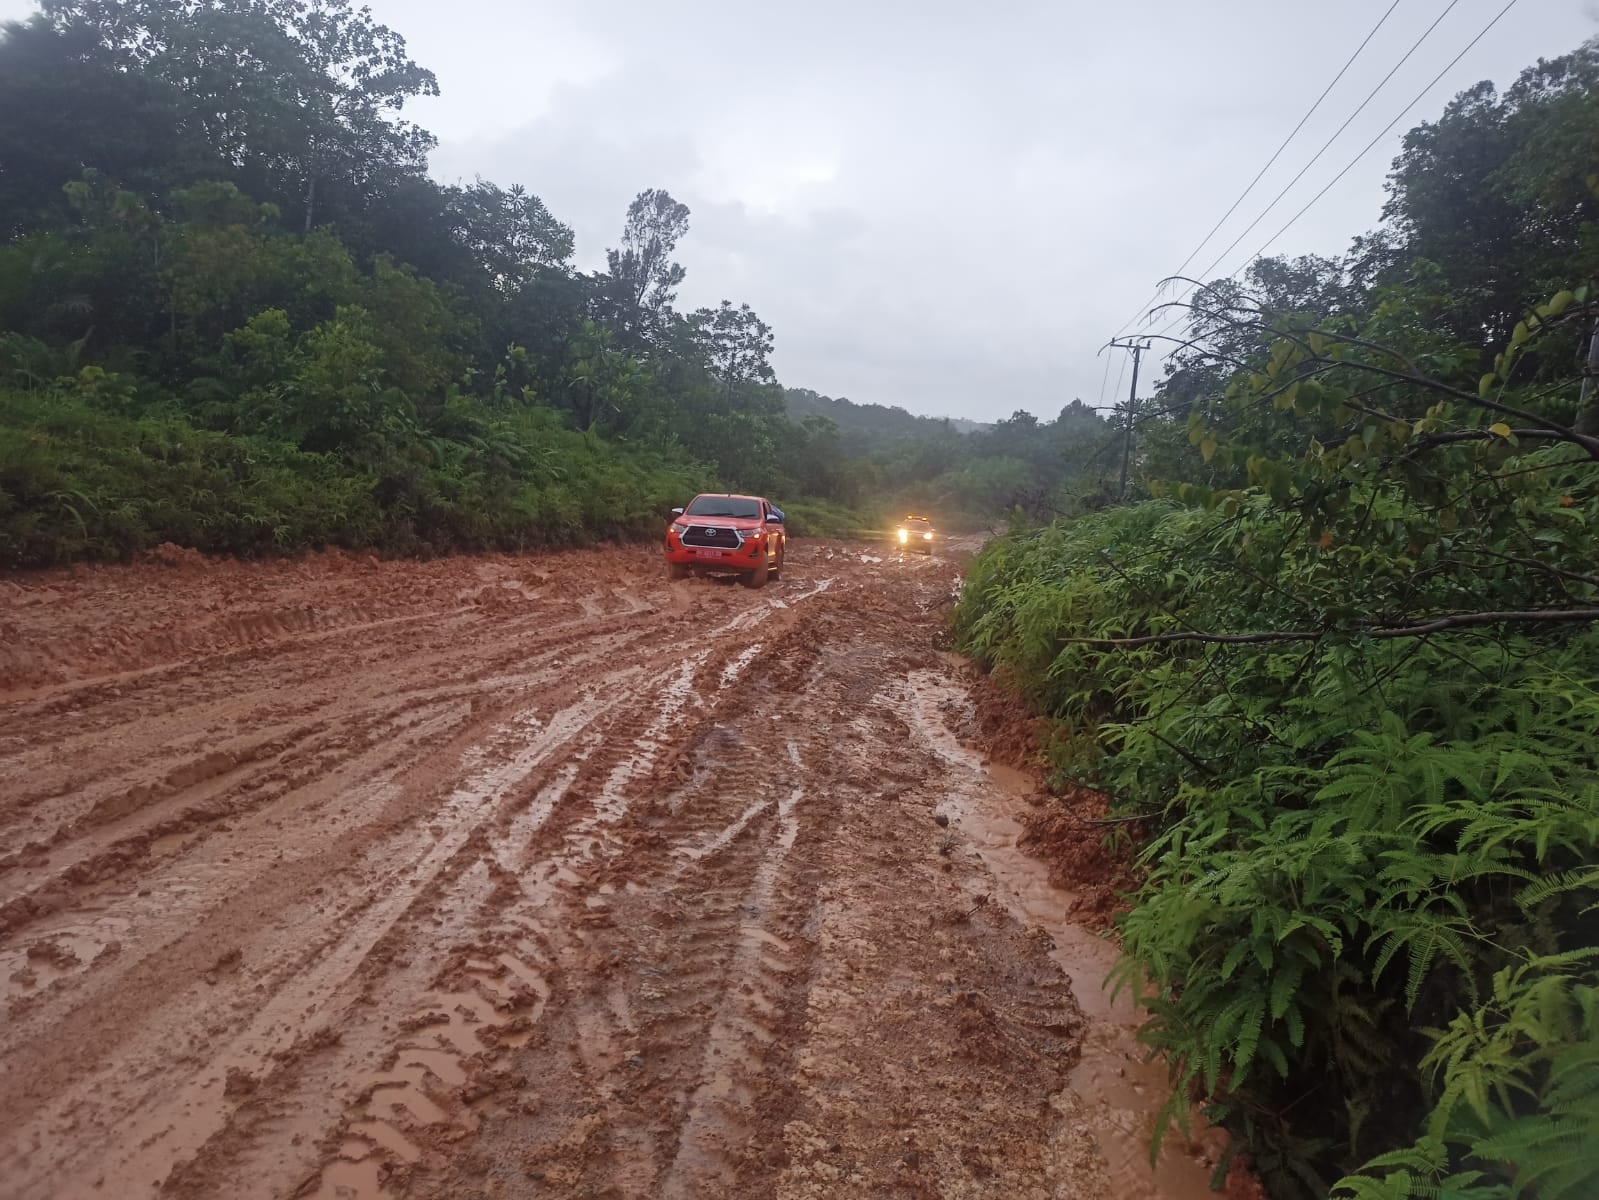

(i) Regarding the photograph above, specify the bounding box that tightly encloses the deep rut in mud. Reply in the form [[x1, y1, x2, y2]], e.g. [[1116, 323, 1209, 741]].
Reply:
[[1, 542, 1222, 1199]]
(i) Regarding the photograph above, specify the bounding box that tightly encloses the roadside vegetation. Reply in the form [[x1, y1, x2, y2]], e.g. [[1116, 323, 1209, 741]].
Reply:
[[0, 0, 1111, 568], [957, 41, 1599, 1200]]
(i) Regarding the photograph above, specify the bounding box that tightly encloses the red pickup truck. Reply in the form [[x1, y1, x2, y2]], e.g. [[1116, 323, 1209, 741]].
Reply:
[[665, 493, 786, 588]]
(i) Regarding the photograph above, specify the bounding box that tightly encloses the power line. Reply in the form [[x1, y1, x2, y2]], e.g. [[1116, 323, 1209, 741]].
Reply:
[[1175, 0, 1465, 299], [1227, 0, 1521, 274], [1149, 0, 1522, 345], [1130, 0, 1465, 345], [1094, 338, 1115, 410], [1111, 0, 1406, 339]]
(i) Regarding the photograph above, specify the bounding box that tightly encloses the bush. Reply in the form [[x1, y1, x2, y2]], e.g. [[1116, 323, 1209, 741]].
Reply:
[[779, 496, 877, 539], [0, 382, 712, 567], [955, 497, 1599, 1200]]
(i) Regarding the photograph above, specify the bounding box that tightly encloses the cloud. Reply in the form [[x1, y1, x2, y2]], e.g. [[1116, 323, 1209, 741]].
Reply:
[[416, 2, 1242, 417]]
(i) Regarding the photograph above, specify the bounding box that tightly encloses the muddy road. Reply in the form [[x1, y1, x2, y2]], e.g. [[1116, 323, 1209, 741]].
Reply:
[[0, 541, 1222, 1199]]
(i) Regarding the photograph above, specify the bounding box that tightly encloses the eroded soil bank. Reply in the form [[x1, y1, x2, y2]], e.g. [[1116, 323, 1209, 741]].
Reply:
[[2, 540, 1224, 1198]]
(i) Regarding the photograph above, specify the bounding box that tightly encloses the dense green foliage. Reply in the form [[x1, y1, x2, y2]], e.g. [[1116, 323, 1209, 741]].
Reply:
[[957, 40, 1599, 1200], [0, 0, 812, 566], [0, 382, 708, 562], [0, 0, 1113, 565]]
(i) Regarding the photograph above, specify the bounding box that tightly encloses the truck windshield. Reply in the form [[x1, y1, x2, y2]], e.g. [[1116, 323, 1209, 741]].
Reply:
[[686, 496, 762, 519]]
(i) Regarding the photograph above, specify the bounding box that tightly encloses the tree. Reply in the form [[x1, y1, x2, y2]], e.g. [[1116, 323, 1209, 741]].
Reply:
[[787, 413, 850, 499], [449, 179, 574, 291], [0, 18, 215, 238], [559, 320, 649, 434], [1379, 40, 1599, 350], [602, 188, 690, 347], [956, 274, 1599, 1200], [38, 0, 440, 230], [689, 301, 775, 387]]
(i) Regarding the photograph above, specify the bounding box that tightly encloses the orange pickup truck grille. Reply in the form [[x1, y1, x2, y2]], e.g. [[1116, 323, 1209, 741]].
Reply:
[[681, 526, 742, 549]]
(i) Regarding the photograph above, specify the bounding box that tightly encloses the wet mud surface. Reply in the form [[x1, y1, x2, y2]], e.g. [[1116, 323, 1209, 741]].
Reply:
[[1, 541, 1223, 1199]]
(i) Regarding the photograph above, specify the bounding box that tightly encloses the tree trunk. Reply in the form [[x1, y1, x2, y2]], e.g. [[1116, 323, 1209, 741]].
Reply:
[[1576, 317, 1599, 436]]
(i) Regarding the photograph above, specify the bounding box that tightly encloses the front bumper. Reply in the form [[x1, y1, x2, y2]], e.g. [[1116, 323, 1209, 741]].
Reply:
[[666, 534, 769, 570]]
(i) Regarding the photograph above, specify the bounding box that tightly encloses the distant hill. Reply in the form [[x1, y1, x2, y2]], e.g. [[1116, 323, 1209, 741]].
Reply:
[[784, 388, 990, 452]]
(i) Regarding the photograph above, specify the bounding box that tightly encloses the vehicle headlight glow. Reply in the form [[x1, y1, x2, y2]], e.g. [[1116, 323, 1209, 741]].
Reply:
[[923, 532, 933, 540], [897, 529, 909, 543]]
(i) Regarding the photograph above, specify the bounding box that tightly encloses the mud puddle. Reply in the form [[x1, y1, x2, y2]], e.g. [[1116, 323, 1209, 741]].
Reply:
[[903, 669, 1225, 1200]]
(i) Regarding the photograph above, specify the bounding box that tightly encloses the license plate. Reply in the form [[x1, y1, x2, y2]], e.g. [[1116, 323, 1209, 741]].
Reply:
[[696, 549, 728, 558]]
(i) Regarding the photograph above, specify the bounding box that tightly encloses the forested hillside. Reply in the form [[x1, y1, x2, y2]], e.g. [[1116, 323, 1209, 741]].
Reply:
[[958, 40, 1599, 1200], [783, 387, 989, 448], [784, 387, 1115, 527], [0, 0, 1110, 566]]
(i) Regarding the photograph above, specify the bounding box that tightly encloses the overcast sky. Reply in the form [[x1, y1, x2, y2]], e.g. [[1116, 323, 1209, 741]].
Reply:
[[6, 0, 1596, 420]]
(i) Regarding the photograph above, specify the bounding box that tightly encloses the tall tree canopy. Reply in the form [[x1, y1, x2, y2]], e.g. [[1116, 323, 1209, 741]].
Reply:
[[603, 187, 691, 347]]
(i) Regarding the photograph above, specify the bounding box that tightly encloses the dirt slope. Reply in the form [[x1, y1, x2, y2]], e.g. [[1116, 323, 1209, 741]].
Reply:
[[0, 541, 1222, 1199]]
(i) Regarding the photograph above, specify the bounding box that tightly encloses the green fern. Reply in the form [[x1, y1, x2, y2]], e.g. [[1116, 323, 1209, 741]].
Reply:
[[957, 489, 1599, 1200]]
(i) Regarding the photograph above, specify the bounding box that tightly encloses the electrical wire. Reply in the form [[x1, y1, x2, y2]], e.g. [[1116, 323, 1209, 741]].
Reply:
[[1109, 0, 1408, 339], [1149, 0, 1522, 344], [1228, 0, 1521, 274], [1174, 0, 1465, 302]]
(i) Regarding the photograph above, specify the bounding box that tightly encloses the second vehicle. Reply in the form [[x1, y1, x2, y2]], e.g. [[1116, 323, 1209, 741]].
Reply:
[[896, 515, 935, 555]]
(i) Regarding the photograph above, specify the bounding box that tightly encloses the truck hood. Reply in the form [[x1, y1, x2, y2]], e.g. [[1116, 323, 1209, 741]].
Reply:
[[677, 515, 764, 532]]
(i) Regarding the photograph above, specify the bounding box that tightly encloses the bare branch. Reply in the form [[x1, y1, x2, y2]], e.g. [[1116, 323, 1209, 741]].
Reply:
[[1148, 298, 1599, 460], [1466, 548, 1599, 590], [1229, 321, 1599, 460], [1407, 428, 1575, 452], [1144, 727, 1221, 779], [1342, 397, 1407, 426], [1060, 608, 1599, 648]]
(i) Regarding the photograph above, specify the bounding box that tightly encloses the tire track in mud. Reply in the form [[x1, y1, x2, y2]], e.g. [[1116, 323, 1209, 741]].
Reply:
[[1, 540, 1226, 1200], [409, 651, 837, 1199], [658, 751, 809, 1200], [0, 597, 662, 845], [0, 553, 819, 1200], [294, 599, 822, 1199], [5, 690, 605, 1198], [0, 578, 762, 955], [389, 566, 949, 1198]]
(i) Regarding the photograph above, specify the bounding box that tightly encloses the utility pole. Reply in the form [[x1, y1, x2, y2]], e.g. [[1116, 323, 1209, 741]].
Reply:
[[1105, 337, 1150, 499]]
